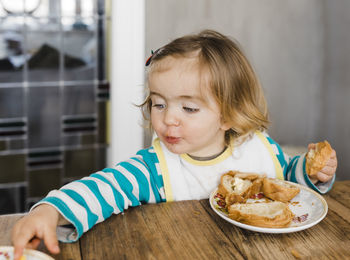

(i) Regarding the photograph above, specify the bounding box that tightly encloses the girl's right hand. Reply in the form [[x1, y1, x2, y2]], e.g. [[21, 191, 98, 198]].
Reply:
[[307, 143, 337, 183], [11, 204, 61, 260]]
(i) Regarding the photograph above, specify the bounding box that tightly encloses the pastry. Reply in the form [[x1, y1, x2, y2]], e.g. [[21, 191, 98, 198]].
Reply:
[[228, 201, 294, 228], [306, 140, 333, 177], [262, 178, 300, 202], [217, 171, 263, 205]]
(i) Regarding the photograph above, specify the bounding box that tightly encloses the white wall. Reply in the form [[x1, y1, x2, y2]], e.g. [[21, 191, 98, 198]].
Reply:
[[321, 0, 350, 180]]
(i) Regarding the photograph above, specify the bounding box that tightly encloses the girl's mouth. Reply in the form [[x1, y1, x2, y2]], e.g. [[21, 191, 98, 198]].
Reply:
[[165, 136, 181, 144]]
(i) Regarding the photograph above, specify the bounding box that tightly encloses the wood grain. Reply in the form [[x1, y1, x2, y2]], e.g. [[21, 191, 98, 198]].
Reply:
[[80, 201, 244, 260], [326, 180, 350, 208]]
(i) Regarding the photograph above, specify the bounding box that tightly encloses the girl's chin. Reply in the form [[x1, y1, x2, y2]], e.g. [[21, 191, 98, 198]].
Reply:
[[164, 144, 184, 154]]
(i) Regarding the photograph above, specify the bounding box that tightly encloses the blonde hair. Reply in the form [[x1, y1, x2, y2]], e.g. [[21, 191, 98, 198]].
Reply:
[[141, 29, 269, 144]]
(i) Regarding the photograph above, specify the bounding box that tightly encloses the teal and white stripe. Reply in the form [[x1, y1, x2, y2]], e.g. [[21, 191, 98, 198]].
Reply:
[[34, 147, 165, 242]]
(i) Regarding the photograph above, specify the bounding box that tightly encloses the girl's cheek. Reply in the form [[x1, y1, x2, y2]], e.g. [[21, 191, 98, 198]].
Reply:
[[151, 115, 161, 129]]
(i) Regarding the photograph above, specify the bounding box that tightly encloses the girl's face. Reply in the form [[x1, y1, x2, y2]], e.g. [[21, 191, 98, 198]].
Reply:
[[149, 56, 230, 158]]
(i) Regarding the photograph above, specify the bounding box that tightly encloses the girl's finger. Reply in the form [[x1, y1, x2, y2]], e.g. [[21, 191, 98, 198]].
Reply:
[[330, 149, 336, 158], [326, 158, 337, 167], [43, 225, 60, 254], [317, 171, 333, 183], [320, 166, 336, 176], [12, 226, 34, 260]]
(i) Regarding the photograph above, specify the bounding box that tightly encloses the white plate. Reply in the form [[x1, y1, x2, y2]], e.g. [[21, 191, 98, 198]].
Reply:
[[0, 246, 54, 260], [209, 182, 328, 233]]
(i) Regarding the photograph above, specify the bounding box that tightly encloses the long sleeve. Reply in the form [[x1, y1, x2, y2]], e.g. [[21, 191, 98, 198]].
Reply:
[[266, 135, 335, 194], [32, 146, 166, 242]]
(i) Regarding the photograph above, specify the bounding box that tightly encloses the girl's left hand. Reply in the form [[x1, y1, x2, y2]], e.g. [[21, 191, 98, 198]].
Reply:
[[308, 143, 338, 183]]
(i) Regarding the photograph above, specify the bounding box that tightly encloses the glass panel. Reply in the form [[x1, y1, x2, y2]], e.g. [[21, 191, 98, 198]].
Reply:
[[63, 134, 80, 146], [28, 168, 61, 197], [0, 0, 107, 214], [62, 17, 95, 31], [97, 17, 105, 81], [64, 148, 97, 178], [29, 0, 59, 18], [0, 153, 26, 183], [63, 84, 95, 115], [63, 18, 96, 81], [9, 139, 25, 150], [96, 145, 106, 170], [0, 29, 25, 83], [104, 15, 111, 82], [0, 187, 17, 213], [61, 0, 94, 18], [81, 134, 95, 145], [0, 16, 24, 29], [97, 101, 106, 144], [24, 0, 43, 14], [81, 0, 95, 17], [27, 149, 62, 167], [26, 17, 61, 82], [0, 186, 25, 214], [0, 87, 24, 118], [61, 0, 76, 17], [28, 86, 60, 148], [0, 140, 6, 151], [0, 1, 24, 15], [0, 0, 52, 17]]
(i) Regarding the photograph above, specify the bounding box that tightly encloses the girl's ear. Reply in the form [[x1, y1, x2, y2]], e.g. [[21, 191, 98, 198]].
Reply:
[[220, 121, 231, 131]]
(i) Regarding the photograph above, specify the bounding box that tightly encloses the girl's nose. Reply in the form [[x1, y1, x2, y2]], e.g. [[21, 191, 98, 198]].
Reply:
[[164, 108, 180, 126]]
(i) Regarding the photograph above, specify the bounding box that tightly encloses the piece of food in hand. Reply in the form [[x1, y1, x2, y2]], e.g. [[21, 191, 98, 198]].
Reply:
[[306, 140, 333, 177], [262, 178, 300, 202], [217, 171, 263, 205], [228, 201, 294, 228]]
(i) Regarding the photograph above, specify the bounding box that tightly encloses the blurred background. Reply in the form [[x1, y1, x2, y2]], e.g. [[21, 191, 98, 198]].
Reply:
[[0, 0, 109, 214], [0, 0, 349, 214]]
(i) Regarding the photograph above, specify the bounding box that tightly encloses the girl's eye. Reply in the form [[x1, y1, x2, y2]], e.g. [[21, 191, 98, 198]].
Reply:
[[152, 104, 166, 110], [183, 107, 199, 113]]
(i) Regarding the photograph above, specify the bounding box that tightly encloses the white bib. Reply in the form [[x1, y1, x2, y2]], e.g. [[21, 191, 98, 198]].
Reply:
[[153, 131, 283, 201]]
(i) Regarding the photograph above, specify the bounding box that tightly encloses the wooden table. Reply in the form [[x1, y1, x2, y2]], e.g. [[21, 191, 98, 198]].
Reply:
[[1, 181, 350, 260]]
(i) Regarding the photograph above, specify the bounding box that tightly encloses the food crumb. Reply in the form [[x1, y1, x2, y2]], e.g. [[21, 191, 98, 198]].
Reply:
[[192, 210, 200, 216], [291, 249, 301, 259], [293, 213, 309, 223]]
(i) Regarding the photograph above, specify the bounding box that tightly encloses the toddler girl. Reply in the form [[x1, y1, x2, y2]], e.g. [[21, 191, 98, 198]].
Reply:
[[12, 30, 337, 259]]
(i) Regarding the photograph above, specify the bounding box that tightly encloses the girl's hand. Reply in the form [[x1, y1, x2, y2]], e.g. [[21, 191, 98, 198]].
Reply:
[[11, 204, 61, 260], [308, 143, 338, 183]]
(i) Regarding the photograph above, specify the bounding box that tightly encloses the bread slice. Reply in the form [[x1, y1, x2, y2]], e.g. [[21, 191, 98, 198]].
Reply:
[[262, 178, 300, 202], [217, 171, 263, 205], [228, 201, 294, 228], [306, 140, 333, 177]]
